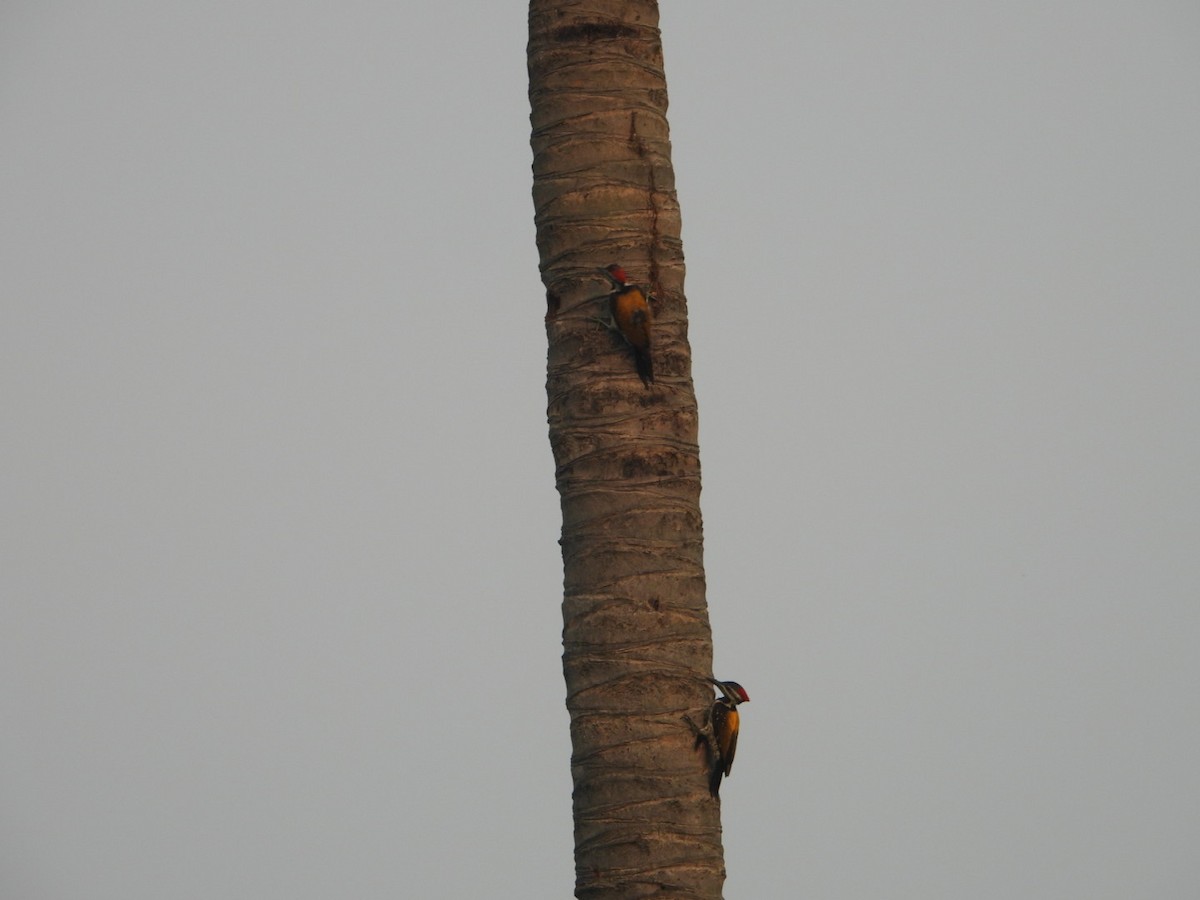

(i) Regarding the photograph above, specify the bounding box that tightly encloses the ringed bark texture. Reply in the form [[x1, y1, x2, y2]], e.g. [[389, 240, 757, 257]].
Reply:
[[529, 2, 724, 898]]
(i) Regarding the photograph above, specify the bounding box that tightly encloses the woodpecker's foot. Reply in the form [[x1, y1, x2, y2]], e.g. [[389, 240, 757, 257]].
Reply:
[[683, 713, 719, 762], [587, 315, 616, 332]]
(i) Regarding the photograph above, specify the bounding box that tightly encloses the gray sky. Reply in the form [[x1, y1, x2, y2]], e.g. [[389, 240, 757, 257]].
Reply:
[[3, 3, 1198, 897]]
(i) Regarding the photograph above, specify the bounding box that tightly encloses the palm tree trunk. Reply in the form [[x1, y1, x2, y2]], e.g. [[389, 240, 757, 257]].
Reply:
[[528, 3, 726, 897]]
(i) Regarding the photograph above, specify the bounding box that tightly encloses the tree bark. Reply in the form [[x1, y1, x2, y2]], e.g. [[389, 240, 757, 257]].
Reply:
[[528, 3, 725, 897]]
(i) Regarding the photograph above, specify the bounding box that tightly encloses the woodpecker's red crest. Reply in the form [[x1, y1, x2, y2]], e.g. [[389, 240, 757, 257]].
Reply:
[[604, 263, 630, 285], [703, 677, 749, 798], [598, 263, 653, 387]]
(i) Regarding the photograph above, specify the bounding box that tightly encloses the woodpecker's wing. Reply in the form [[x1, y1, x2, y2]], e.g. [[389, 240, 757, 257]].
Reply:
[[722, 723, 739, 776], [611, 289, 652, 346], [609, 286, 654, 386], [712, 702, 740, 775]]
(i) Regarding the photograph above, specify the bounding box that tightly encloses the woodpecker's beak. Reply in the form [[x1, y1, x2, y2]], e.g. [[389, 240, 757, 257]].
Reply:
[[706, 676, 729, 698]]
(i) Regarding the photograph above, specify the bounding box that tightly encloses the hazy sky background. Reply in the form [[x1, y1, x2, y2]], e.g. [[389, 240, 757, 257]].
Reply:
[[3, 3, 1198, 897]]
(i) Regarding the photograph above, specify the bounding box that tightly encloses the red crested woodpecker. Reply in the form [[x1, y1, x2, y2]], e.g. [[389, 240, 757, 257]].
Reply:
[[599, 264, 654, 387], [701, 677, 750, 798]]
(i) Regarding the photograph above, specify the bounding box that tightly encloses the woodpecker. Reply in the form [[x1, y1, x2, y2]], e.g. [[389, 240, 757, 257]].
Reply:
[[700, 677, 750, 798], [599, 264, 654, 387]]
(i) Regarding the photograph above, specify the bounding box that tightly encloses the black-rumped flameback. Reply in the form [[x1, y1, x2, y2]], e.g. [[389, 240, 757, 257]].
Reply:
[[600, 264, 654, 387], [703, 678, 750, 798]]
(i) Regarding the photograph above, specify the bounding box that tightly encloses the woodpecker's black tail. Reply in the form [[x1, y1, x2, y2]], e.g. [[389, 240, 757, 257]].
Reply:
[[635, 348, 654, 387], [697, 731, 723, 797], [709, 766, 724, 798]]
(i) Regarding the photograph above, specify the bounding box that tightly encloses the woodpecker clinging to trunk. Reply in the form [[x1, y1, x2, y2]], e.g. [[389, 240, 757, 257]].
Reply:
[[699, 677, 750, 798], [599, 264, 654, 387]]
